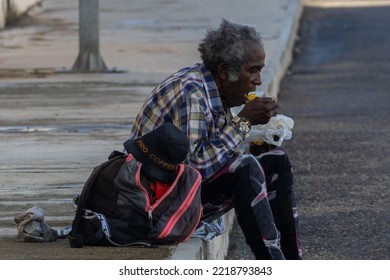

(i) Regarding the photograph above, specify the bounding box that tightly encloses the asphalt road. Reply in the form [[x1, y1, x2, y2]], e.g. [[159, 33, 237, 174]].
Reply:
[[227, 3, 390, 260]]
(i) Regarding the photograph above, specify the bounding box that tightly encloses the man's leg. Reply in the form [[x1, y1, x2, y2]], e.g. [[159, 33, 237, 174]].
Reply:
[[201, 155, 284, 260], [270, 192, 301, 259], [259, 150, 302, 259]]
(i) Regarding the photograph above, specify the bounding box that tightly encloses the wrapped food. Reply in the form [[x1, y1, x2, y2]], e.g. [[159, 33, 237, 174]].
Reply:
[[247, 114, 294, 147]]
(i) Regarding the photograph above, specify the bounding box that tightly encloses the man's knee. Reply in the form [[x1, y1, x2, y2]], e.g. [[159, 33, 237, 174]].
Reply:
[[230, 154, 264, 176]]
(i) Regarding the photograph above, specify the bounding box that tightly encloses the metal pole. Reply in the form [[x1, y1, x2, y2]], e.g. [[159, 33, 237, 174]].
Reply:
[[71, 0, 108, 72]]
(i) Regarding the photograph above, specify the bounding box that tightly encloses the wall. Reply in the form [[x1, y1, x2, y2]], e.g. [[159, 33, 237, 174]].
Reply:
[[0, 0, 42, 29], [0, 0, 7, 29]]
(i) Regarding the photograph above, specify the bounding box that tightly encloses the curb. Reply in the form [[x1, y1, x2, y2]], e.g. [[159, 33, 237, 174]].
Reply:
[[170, 0, 304, 260], [170, 210, 235, 260]]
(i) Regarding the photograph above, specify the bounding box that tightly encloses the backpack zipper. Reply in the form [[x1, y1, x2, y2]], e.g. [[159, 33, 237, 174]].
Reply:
[[134, 163, 153, 228], [151, 164, 185, 210], [148, 205, 153, 229]]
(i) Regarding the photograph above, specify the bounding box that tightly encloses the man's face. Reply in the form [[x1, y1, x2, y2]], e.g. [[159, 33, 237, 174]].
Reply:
[[221, 44, 265, 107]]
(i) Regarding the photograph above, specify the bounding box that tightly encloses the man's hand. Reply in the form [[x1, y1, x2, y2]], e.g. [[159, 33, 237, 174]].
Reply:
[[238, 97, 278, 125]]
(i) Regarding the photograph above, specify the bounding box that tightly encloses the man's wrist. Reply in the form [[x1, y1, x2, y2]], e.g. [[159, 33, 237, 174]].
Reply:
[[232, 116, 251, 138]]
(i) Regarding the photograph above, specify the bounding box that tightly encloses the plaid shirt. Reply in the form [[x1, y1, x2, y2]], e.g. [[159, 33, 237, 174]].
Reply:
[[128, 63, 245, 179]]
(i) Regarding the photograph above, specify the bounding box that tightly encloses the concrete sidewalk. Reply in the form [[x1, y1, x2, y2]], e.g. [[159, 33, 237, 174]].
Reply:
[[0, 0, 302, 259]]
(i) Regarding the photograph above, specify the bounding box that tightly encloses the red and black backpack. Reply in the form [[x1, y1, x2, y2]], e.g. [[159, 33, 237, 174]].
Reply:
[[69, 151, 202, 248]]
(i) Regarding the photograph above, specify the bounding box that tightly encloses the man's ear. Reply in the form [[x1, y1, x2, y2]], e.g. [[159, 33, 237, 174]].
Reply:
[[217, 63, 228, 80]]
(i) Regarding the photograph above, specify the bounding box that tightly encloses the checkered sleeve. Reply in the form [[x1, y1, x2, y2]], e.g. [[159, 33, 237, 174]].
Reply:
[[186, 91, 243, 179]]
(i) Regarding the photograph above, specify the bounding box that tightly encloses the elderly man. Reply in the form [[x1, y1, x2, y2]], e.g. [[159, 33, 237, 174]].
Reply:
[[127, 19, 300, 259]]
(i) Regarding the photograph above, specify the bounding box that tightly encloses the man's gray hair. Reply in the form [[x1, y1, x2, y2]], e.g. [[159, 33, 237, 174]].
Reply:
[[198, 19, 263, 81]]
